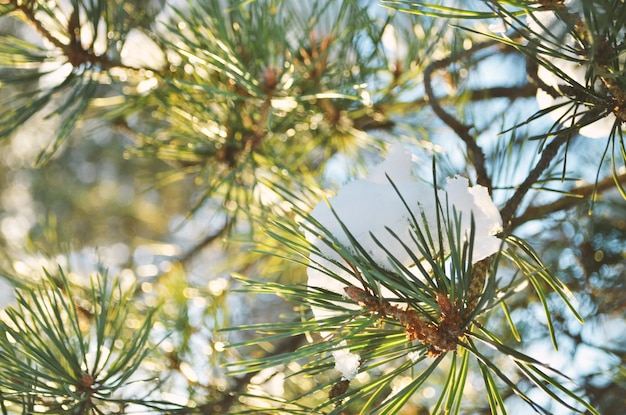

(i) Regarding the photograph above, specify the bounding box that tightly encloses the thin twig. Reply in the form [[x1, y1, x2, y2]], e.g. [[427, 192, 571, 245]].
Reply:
[[14, 2, 67, 51], [510, 171, 626, 228], [423, 40, 499, 192], [179, 219, 234, 265], [500, 133, 571, 231], [14, 1, 143, 71], [352, 83, 536, 131]]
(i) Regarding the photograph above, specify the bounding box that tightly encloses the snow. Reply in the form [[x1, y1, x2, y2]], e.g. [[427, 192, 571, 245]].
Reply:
[[304, 145, 503, 323], [444, 176, 503, 261], [305, 145, 503, 374], [332, 340, 361, 380]]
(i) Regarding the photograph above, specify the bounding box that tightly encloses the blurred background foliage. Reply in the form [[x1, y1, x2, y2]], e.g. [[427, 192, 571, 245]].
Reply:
[[0, 0, 624, 414]]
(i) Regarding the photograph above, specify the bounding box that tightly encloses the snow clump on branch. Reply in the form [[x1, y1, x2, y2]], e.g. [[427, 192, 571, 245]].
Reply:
[[331, 340, 361, 381], [304, 145, 503, 322]]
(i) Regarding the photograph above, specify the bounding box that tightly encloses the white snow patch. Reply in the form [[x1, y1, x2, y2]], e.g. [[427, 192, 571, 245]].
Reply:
[[305, 145, 503, 322], [332, 340, 361, 381]]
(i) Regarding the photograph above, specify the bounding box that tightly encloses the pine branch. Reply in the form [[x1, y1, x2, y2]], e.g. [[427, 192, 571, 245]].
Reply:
[[500, 133, 571, 231], [467, 83, 536, 101], [423, 40, 498, 192], [12, 1, 67, 52], [510, 171, 626, 228], [353, 83, 536, 131], [11, 0, 144, 71]]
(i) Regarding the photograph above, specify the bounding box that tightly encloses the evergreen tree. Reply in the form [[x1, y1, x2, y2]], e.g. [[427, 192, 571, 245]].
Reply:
[[0, 0, 624, 414]]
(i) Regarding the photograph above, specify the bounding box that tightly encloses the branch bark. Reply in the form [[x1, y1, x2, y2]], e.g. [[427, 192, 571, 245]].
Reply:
[[13, 1, 144, 71], [423, 41, 498, 192], [500, 133, 571, 231], [510, 171, 626, 228], [352, 83, 536, 131]]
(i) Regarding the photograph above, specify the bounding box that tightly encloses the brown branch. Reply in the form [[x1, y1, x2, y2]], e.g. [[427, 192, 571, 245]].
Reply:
[[500, 133, 571, 231], [13, 1, 143, 71], [13, 1, 67, 51], [352, 83, 537, 132], [467, 257, 491, 315], [423, 41, 498, 192], [344, 287, 462, 357], [510, 171, 626, 228], [526, 57, 561, 99], [465, 83, 537, 102]]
